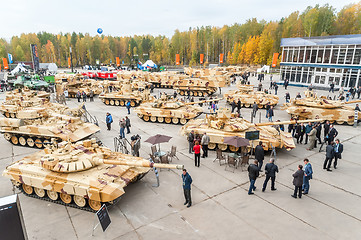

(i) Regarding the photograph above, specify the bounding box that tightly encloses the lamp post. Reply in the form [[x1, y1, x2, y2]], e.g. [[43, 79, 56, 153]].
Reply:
[[69, 47, 73, 73]]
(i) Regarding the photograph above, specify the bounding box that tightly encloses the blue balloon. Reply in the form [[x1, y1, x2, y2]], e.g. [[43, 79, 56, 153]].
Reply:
[[97, 28, 103, 34]]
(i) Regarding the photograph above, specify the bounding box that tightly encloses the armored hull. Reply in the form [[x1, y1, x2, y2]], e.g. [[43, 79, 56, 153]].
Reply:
[[3, 139, 183, 211]]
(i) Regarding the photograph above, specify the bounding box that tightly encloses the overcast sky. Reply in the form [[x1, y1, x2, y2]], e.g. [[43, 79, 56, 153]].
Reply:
[[1, 0, 356, 39]]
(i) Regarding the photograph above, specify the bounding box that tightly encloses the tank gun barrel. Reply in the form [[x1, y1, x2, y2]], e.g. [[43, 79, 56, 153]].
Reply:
[[343, 99, 361, 104], [101, 159, 184, 169], [184, 98, 223, 106], [254, 119, 322, 127]]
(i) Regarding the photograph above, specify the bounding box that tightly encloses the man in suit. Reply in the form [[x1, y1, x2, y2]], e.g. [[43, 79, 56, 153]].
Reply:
[[255, 141, 265, 171], [296, 123, 306, 144], [302, 158, 313, 194], [323, 120, 330, 141], [316, 123, 322, 144], [327, 125, 338, 144], [248, 160, 260, 195], [324, 141, 335, 171], [262, 158, 279, 192], [292, 165, 304, 198], [333, 139, 343, 169]]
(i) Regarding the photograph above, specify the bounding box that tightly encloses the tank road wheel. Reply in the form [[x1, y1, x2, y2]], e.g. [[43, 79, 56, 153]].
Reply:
[[198, 92, 203, 97], [172, 118, 179, 124], [157, 117, 164, 123], [110, 100, 115, 105], [164, 117, 172, 124], [190, 91, 194, 96], [105, 99, 110, 105], [130, 101, 136, 107], [102, 99, 105, 103], [180, 91, 185, 96], [245, 104, 251, 108], [27, 138, 35, 147], [60, 193, 72, 204], [143, 115, 150, 122], [43, 139, 51, 147], [119, 100, 125, 106], [11, 135, 19, 145], [218, 144, 228, 151], [115, 100, 120, 106], [150, 116, 157, 122], [35, 138, 43, 148], [74, 195, 87, 208], [193, 91, 198, 96], [180, 118, 187, 125], [259, 105, 264, 109], [208, 142, 216, 150], [34, 187, 46, 198], [22, 184, 33, 195], [4, 133, 11, 141], [19, 136, 27, 146], [47, 190, 59, 201], [4, 112, 10, 118], [336, 121, 344, 125], [89, 200, 102, 211], [10, 113, 16, 118], [229, 145, 239, 152], [137, 113, 143, 118]]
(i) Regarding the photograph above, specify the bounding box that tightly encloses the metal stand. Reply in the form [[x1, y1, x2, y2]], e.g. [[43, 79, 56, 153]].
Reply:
[[249, 140, 255, 159], [91, 214, 100, 236]]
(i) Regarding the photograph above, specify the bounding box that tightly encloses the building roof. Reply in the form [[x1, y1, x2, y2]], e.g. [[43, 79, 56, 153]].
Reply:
[[281, 34, 361, 47]]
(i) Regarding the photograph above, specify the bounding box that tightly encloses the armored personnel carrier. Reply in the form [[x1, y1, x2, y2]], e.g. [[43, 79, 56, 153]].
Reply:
[[3, 139, 183, 211], [282, 90, 361, 125], [134, 97, 220, 125], [224, 85, 279, 108], [13, 75, 49, 90], [99, 79, 153, 107], [0, 111, 100, 148], [180, 108, 320, 152]]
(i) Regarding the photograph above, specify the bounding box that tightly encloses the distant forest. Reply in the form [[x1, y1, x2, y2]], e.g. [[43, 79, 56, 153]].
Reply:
[[0, 3, 360, 67]]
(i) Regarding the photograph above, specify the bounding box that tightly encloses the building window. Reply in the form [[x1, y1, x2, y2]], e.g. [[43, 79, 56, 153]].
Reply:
[[315, 76, 320, 84], [354, 49, 361, 65], [345, 48, 354, 64], [310, 49, 317, 63], [331, 49, 339, 64], [293, 49, 299, 62], [334, 77, 340, 86], [320, 76, 326, 84], [317, 49, 324, 63], [305, 48, 311, 63], [338, 48, 346, 64], [324, 49, 331, 63], [299, 50, 304, 63], [329, 68, 335, 73]]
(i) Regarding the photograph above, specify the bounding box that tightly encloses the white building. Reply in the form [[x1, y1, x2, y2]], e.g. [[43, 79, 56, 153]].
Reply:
[[280, 34, 361, 89]]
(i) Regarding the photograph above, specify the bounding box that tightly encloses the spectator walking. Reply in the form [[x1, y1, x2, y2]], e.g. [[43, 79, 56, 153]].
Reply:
[[333, 139, 343, 169], [327, 124, 338, 144], [119, 118, 125, 138], [307, 125, 317, 150], [285, 92, 290, 103], [262, 158, 278, 192], [255, 141, 265, 171], [284, 79, 289, 89], [82, 91, 87, 102], [125, 116, 131, 134], [323, 121, 330, 140], [188, 131, 194, 154], [237, 99, 242, 116], [329, 82, 335, 93], [295, 92, 302, 99], [267, 106, 274, 122], [248, 160, 260, 195], [231, 100, 236, 113], [302, 159, 313, 194], [182, 169, 192, 208], [201, 133, 210, 158], [76, 90, 81, 102], [126, 101, 131, 114], [274, 84, 278, 95], [316, 123, 322, 144], [292, 165, 304, 199], [252, 102, 258, 118], [296, 123, 306, 144], [106, 112, 113, 130], [324, 141, 335, 171], [304, 122, 313, 144], [193, 141, 202, 167], [89, 90, 94, 102]]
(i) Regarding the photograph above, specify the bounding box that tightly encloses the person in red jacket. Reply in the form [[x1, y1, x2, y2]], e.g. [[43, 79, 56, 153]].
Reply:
[[193, 141, 202, 167]]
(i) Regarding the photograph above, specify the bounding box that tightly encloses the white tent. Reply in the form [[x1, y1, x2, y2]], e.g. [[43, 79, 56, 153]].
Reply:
[[47, 63, 58, 73], [10, 63, 29, 75], [141, 60, 157, 68]]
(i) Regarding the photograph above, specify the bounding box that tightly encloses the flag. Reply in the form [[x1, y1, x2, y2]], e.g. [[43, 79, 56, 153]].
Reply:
[[68, 57, 71, 68], [2, 58, 9, 70], [7, 53, 13, 64], [272, 53, 279, 67], [30, 44, 39, 72], [116, 57, 120, 67], [200, 54, 204, 64], [219, 53, 224, 64], [176, 54, 180, 65]]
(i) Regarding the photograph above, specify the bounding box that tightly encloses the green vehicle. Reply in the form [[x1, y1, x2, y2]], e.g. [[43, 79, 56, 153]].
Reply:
[[43, 75, 55, 84], [13, 75, 49, 90]]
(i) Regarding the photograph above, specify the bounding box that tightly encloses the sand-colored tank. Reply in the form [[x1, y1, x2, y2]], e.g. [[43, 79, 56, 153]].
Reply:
[[0, 110, 100, 148], [99, 79, 153, 107], [282, 90, 361, 125], [3, 139, 183, 211], [180, 108, 321, 152], [224, 85, 279, 108], [134, 97, 220, 125], [55, 73, 102, 98]]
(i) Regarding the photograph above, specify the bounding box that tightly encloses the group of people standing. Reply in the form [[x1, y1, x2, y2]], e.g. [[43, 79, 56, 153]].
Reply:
[[187, 131, 210, 167], [105, 112, 131, 137]]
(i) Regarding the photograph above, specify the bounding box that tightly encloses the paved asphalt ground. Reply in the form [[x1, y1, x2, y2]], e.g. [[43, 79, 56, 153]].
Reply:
[[0, 74, 361, 240]]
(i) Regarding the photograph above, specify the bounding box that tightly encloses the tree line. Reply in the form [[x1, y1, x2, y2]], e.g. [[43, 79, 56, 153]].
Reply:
[[0, 3, 360, 68]]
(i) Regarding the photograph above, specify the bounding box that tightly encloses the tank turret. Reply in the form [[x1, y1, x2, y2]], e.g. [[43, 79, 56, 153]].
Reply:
[[3, 139, 183, 211]]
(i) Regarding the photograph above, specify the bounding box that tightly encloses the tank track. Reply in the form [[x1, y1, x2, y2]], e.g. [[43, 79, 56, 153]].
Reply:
[[17, 185, 118, 213]]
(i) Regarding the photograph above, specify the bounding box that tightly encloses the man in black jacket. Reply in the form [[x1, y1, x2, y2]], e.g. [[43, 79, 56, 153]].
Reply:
[[188, 131, 194, 154], [324, 141, 335, 171], [316, 123, 322, 144], [254, 141, 265, 171], [292, 165, 304, 198], [262, 158, 279, 192], [327, 125, 338, 144], [296, 123, 306, 144], [231, 100, 236, 113], [237, 99, 242, 116], [323, 120, 330, 140], [248, 160, 260, 195], [333, 139, 343, 169]]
